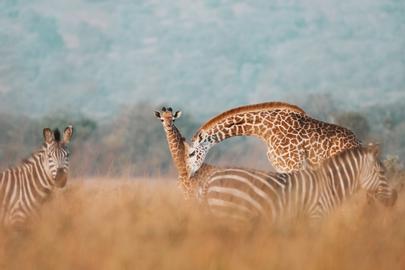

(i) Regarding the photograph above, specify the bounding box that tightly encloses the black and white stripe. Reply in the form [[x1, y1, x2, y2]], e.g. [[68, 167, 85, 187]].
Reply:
[[0, 126, 73, 229], [199, 145, 397, 224]]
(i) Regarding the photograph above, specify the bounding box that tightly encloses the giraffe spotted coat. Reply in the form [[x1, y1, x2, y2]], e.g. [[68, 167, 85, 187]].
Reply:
[[187, 102, 360, 175]]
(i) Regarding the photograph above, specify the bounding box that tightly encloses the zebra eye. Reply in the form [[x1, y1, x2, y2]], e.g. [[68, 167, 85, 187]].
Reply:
[[48, 154, 52, 158]]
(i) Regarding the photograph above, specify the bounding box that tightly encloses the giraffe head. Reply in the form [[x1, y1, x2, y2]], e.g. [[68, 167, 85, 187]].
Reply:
[[361, 143, 397, 207], [42, 125, 74, 188], [186, 130, 213, 177], [154, 107, 182, 130]]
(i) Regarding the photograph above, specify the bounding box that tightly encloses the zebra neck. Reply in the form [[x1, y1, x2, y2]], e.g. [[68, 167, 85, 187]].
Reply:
[[21, 151, 54, 190], [317, 154, 361, 211], [0, 151, 54, 203]]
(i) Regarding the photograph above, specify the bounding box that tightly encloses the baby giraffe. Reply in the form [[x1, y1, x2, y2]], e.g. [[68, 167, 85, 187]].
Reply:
[[154, 107, 217, 198]]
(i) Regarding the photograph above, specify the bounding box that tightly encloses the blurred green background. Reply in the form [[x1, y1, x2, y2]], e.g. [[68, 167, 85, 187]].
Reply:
[[0, 0, 404, 177]]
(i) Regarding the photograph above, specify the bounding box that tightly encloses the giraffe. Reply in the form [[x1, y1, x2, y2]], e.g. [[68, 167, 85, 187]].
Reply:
[[186, 101, 361, 176], [154, 107, 217, 198]]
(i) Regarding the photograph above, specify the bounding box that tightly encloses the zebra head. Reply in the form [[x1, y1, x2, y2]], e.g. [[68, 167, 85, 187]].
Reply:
[[43, 126, 74, 188], [186, 131, 212, 177], [361, 144, 397, 207]]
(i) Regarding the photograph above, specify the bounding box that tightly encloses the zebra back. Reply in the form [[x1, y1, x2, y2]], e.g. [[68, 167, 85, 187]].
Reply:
[[199, 145, 397, 225]]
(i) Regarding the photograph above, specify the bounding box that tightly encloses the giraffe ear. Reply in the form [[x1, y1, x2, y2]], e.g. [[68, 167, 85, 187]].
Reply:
[[63, 125, 74, 144], [43, 128, 54, 144], [173, 111, 182, 119], [154, 111, 161, 118]]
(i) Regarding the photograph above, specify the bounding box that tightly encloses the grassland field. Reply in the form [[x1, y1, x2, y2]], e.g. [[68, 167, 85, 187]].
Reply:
[[0, 175, 405, 270]]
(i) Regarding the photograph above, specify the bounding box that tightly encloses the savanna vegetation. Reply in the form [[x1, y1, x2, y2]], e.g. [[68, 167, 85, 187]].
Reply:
[[0, 95, 405, 269], [0, 176, 404, 270]]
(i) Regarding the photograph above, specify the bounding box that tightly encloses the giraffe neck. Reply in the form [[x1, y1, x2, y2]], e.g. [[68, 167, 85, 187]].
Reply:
[[163, 124, 193, 193], [205, 110, 287, 143], [187, 110, 305, 176]]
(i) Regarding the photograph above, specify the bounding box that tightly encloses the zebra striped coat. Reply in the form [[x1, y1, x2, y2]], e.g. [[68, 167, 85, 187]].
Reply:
[[0, 126, 73, 230], [198, 145, 397, 224]]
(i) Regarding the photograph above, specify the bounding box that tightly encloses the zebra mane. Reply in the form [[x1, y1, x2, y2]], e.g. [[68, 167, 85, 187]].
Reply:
[[316, 146, 379, 172], [54, 129, 61, 142]]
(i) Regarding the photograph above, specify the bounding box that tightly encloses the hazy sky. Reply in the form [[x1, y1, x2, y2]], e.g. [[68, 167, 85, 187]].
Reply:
[[0, 0, 404, 118]]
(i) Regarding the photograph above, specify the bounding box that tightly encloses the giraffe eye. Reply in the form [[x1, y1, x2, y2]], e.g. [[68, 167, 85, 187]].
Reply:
[[189, 151, 196, 158]]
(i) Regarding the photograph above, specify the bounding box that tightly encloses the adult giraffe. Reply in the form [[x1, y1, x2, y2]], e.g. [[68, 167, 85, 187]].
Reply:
[[186, 102, 361, 176]]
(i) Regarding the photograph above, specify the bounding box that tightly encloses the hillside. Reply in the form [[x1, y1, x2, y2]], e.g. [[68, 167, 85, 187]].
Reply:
[[0, 0, 404, 118]]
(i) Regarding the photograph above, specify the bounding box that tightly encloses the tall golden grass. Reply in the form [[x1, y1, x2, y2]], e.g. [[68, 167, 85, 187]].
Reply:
[[1, 176, 404, 270]]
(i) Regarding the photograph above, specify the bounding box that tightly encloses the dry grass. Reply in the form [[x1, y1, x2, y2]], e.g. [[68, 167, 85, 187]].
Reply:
[[1, 176, 405, 270]]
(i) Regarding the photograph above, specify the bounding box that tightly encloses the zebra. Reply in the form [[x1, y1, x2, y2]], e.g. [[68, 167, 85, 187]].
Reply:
[[0, 126, 73, 230], [198, 144, 397, 224]]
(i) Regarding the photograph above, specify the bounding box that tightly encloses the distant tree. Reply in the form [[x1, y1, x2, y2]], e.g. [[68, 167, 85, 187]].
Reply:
[[301, 93, 337, 121], [335, 112, 370, 141], [361, 100, 405, 132], [0, 113, 40, 168], [40, 113, 97, 142], [382, 122, 405, 163]]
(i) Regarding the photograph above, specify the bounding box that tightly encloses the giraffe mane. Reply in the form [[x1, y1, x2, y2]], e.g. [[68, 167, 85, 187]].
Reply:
[[195, 102, 306, 134]]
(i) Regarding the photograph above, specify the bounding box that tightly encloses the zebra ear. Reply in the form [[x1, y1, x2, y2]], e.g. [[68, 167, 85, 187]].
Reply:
[[63, 125, 74, 144], [368, 143, 380, 157], [43, 128, 54, 144]]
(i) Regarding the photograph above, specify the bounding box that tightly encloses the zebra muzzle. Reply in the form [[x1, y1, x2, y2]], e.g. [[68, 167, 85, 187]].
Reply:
[[55, 168, 68, 188], [378, 189, 398, 207], [385, 189, 398, 207]]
